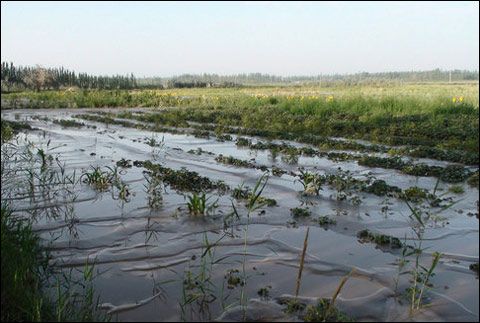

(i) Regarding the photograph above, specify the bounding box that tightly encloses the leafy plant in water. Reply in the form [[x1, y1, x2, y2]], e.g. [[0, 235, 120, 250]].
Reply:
[[144, 173, 163, 210], [187, 192, 218, 216], [187, 192, 207, 216], [291, 207, 312, 218], [80, 165, 116, 191], [296, 169, 324, 196], [357, 229, 403, 249]]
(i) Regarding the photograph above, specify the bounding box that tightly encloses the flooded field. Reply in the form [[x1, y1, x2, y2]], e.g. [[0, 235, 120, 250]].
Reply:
[[1, 108, 478, 322]]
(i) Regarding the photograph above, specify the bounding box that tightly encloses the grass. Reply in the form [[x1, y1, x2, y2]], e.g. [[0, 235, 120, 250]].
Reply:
[[1, 130, 107, 321], [284, 268, 355, 322], [143, 160, 229, 193], [1, 119, 33, 143], [1, 82, 477, 321], [448, 185, 465, 194], [231, 183, 277, 207], [357, 229, 403, 249], [1, 204, 47, 321], [303, 298, 353, 322], [73, 110, 478, 167], [1, 204, 107, 322], [2, 83, 478, 154], [186, 192, 218, 216], [470, 263, 479, 274], [291, 207, 312, 218], [81, 165, 117, 191], [257, 286, 271, 299], [144, 172, 163, 210], [317, 216, 337, 227], [468, 171, 479, 188], [52, 119, 87, 128], [297, 169, 324, 196]]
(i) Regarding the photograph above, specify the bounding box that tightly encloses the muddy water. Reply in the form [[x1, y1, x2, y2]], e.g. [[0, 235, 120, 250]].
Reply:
[[1, 108, 478, 322]]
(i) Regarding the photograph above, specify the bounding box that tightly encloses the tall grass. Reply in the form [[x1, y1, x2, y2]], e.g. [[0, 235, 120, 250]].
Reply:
[[1, 204, 107, 321], [2, 84, 478, 152]]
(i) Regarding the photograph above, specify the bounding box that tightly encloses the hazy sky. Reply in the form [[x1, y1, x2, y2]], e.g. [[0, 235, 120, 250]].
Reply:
[[1, 1, 479, 76]]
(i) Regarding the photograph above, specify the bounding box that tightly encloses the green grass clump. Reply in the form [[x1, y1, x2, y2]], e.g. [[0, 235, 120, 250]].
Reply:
[[1, 119, 33, 143], [291, 207, 312, 218], [257, 286, 271, 298], [402, 187, 428, 203], [216, 133, 233, 142], [439, 165, 471, 183], [143, 161, 229, 193], [303, 298, 354, 322], [236, 137, 252, 147], [215, 154, 254, 168], [297, 169, 325, 196], [225, 269, 243, 289], [1, 120, 14, 142], [470, 263, 479, 274], [357, 229, 403, 249], [363, 179, 402, 196], [1, 204, 107, 322], [318, 216, 337, 227], [1, 204, 47, 321], [359, 156, 471, 183], [284, 299, 306, 314], [231, 184, 277, 207], [186, 192, 217, 216], [467, 171, 479, 188], [448, 185, 465, 194], [81, 166, 116, 191], [52, 119, 86, 128]]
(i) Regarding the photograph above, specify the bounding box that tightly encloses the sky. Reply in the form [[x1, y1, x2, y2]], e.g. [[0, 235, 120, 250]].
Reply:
[[1, 1, 479, 77]]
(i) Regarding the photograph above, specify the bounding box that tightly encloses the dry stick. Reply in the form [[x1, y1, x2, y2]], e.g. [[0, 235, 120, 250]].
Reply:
[[330, 268, 356, 308], [327, 268, 356, 318], [295, 227, 310, 298]]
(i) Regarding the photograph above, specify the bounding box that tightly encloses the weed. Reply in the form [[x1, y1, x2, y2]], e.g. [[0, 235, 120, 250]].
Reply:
[[303, 298, 353, 322], [257, 286, 271, 299], [318, 216, 337, 227], [470, 263, 479, 275], [232, 183, 276, 207], [186, 192, 218, 216], [297, 169, 324, 196], [80, 166, 116, 191], [467, 171, 479, 188], [357, 229, 403, 249], [225, 269, 243, 289], [448, 185, 465, 194], [402, 187, 428, 203], [284, 299, 306, 314], [52, 119, 86, 128], [143, 161, 229, 193], [291, 207, 312, 218], [144, 172, 163, 210]]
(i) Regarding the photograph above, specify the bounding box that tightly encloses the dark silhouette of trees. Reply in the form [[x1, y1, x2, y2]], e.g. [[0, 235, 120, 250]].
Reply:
[[1, 62, 137, 92], [1, 62, 477, 92]]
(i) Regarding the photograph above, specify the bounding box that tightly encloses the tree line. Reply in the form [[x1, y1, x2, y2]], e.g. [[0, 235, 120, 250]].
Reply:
[[1, 62, 137, 92], [139, 69, 479, 87], [1, 62, 478, 92]]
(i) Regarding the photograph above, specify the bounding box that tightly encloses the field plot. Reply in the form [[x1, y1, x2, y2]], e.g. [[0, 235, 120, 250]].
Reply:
[[1, 87, 479, 321]]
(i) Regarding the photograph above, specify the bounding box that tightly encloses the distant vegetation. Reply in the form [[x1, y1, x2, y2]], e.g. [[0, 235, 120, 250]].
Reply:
[[1, 62, 137, 92], [2, 62, 478, 92], [139, 69, 479, 87]]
